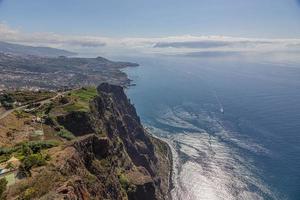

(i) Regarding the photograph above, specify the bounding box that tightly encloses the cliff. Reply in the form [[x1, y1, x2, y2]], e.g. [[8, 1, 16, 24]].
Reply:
[[4, 83, 172, 200]]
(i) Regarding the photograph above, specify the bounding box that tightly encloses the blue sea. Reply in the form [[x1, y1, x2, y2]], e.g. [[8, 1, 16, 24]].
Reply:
[[122, 55, 300, 200]]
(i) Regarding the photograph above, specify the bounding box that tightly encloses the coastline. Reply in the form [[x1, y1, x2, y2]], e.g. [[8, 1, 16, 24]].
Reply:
[[123, 63, 174, 200], [146, 129, 174, 200]]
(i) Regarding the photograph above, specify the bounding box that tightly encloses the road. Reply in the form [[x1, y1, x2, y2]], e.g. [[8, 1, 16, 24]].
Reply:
[[0, 92, 64, 120]]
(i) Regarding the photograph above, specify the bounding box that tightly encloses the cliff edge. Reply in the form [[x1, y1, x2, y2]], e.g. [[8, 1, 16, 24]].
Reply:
[[4, 83, 172, 200]]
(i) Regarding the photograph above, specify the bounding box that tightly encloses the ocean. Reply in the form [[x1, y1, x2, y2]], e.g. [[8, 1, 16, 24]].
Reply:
[[122, 55, 300, 200]]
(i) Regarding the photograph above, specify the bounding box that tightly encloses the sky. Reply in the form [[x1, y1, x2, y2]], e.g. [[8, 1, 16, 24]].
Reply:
[[1, 0, 300, 37], [0, 0, 300, 58]]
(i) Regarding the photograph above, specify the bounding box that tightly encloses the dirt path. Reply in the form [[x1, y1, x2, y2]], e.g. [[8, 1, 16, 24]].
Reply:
[[0, 92, 64, 120]]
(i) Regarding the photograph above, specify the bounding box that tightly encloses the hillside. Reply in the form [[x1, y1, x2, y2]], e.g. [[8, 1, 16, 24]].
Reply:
[[0, 41, 76, 57], [0, 84, 172, 200], [0, 53, 139, 90]]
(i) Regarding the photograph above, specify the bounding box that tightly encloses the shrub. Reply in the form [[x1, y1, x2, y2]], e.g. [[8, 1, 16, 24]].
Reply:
[[21, 187, 36, 200], [21, 143, 33, 156], [26, 141, 59, 154], [14, 110, 28, 119], [0, 94, 14, 103], [119, 173, 130, 190], [118, 173, 137, 195], [0, 178, 7, 199], [44, 103, 54, 115], [59, 96, 69, 105], [24, 154, 47, 168], [5, 162, 15, 170], [44, 116, 56, 126], [19, 153, 47, 177], [57, 129, 75, 140], [2, 101, 14, 110]]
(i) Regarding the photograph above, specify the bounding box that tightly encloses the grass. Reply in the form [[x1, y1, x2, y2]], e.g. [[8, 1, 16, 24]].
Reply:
[[5, 172, 16, 186], [0, 140, 59, 163], [6, 91, 55, 105], [13, 110, 30, 119], [118, 173, 130, 190], [70, 87, 98, 102], [56, 129, 75, 141], [63, 87, 97, 112], [118, 172, 136, 195], [63, 102, 88, 112]]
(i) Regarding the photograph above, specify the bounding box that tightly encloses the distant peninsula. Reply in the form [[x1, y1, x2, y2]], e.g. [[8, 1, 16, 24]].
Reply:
[[0, 41, 76, 57], [0, 52, 138, 91]]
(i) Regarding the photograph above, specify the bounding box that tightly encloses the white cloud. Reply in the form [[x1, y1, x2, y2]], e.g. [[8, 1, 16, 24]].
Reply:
[[0, 22, 106, 48], [1, 22, 300, 57]]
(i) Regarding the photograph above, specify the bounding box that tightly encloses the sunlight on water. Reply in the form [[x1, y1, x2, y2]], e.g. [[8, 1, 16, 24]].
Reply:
[[124, 56, 300, 200], [147, 105, 278, 200]]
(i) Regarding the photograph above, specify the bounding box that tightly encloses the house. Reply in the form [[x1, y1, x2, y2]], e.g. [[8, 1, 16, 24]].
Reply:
[[6, 156, 21, 169], [31, 116, 44, 123], [0, 168, 9, 175], [0, 156, 20, 186], [0, 156, 21, 171]]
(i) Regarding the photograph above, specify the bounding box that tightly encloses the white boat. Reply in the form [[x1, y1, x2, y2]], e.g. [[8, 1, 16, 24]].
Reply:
[[220, 108, 224, 114]]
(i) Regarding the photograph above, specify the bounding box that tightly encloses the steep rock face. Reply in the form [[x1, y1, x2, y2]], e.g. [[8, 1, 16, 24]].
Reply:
[[90, 83, 157, 175], [5, 83, 171, 200], [57, 111, 94, 136], [88, 83, 170, 199]]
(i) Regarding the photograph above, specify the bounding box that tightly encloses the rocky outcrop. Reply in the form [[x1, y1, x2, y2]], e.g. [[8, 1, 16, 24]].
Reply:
[[89, 83, 171, 199], [5, 83, 172, 200], [91, 83, 157, 175], [57, 111, 94, 136]]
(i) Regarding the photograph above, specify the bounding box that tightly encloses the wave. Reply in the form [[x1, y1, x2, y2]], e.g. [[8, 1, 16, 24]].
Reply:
[[147, 104, 279, 200]]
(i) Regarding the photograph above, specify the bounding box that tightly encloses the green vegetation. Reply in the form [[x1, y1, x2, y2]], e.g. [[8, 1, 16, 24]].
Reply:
[[0, 94, 14, 109], [118, 172, 136, 195], [99, 158, 110, 168], [26, 141, 58, 154], [0, 90, 55, 110], [150, 136, 169, 157], [21, 187, 36, 200], [13, 110, 30, 119], [7, 91, 55, 105], [44, 103, 54, 115], [58, 96, 69, 104], [19, 153, 48, 177], [5, 162, 14, 170], [0, 178, 7, 200], [18, 142, 53, 177], [4, 173, 16, 186], [0, 94, 14, 104], [63, 87, 97, 112], [56, 129, 75, 140], [0, 155, 10, 164], [70, 87, 98, 102], [0, 141, 58, 165], [18, 87, 99, 143], [85, 173, 98, 187], [119, 173, 130, 189], [63, 103, 88, 112], [15, 169, 66, 200]]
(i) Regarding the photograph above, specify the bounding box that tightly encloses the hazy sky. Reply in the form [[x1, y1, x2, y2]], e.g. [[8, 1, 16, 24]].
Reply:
[[0, 0, 300, 59], [0, 0, 300, 38]]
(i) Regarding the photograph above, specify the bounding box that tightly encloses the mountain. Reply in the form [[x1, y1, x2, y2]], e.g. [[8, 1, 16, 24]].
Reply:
[[0, 41, 76, 57], [0, 83, 172, 200]]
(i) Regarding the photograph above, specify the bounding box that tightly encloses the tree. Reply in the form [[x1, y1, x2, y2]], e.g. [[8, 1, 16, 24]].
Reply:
[[21, 144, 33, 157], [19, 153, 47, 177], [0, 178, 7, 199]]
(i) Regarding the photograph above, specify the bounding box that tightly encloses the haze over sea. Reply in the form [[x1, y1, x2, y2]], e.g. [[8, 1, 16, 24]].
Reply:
[[123, 55, 300, 200]]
